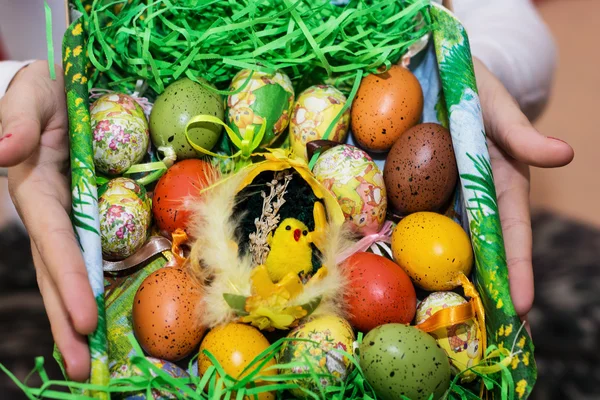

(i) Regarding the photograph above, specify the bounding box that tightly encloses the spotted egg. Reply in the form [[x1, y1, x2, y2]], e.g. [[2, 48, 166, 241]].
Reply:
[[384, 123, 458, 215], [132, 267, 206, 362], [98, 177, 151, 260], [343, 252, 416, 332], [279, 315, 355, 399], [199, 323, 276, 400], [312, 145, 387, 235], [111, 357, 192, 399], [416, 292, 483, 382], [91, 93, 149, 176], [351, 65, 423, 152], [391, 212, 473, 291], [359, 323, 451, 400]]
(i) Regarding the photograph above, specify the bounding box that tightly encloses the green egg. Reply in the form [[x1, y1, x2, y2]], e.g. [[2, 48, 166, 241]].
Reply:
[[359, 324, 451, 400], [150, 78, 224, 160]]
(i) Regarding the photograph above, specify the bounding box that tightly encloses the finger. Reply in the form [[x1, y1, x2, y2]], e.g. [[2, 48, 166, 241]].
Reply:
[[475, 62, 574, 168], [0, 62, 63, 167], [32, 244, 91, 382], [13, 180, 97, 335], [495, 158, 534, 317]]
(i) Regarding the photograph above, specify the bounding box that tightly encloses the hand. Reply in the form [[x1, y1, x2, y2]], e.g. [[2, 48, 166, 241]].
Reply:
[[0, 61, 97, 381], [474, 58, 574, 319]]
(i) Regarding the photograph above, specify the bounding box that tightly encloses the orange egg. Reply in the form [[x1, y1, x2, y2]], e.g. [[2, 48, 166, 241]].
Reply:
[[132, 267, 206, 361], [351, 65, 423, 152]]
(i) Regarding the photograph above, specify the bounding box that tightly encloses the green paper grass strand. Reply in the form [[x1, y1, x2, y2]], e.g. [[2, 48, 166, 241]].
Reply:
[[76, 0, 430, 99], [44, 1, 56, 80]]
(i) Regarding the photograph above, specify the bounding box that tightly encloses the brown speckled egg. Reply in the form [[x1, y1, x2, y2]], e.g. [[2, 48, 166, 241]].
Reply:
[[132, 267, 205, 362], [351, 65, 423, 152], [384, 123, 457, 215]]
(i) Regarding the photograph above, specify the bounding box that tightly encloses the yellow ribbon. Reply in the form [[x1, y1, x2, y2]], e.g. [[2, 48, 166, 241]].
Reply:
[[414, 300, 477, 332]]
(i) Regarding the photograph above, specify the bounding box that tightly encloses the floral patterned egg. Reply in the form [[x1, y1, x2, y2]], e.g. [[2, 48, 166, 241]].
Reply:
[[415, 292, 483, 382], [290, 85, 350, 160], [91, 93, 149, 175], [111, 357, 191, 399], [227, 69, 295, 147], [312, 145, 387, 235], [279, 315, 355, 399], [98, 177, 151, 260]]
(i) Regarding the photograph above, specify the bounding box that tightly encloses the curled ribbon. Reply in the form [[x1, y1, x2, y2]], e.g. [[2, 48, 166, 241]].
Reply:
[[335, 220, 394, 265], [184, 115, 266, 168]]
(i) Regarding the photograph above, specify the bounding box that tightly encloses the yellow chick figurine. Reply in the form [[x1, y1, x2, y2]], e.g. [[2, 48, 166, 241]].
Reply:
[[265, 218, 313, 283]]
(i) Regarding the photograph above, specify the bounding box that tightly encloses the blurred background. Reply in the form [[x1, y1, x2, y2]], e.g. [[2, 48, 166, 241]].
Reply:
[[0, 0, 599, 399]]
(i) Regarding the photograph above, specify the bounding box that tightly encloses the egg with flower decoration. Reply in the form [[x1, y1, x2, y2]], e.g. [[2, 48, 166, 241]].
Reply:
[[91, 92, 149, 176], [290, 85, 350, 160], [98, 177, 151, 260], [279, 315, 355, 398], [416, 292, 483, 382], [226, 69, 295, 147], [111, 357, 192, 399], [312, 144, 387, 235]]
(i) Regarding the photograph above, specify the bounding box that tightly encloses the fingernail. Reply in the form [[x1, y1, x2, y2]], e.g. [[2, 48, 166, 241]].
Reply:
[[0, 133, 13, 142], [547, 136, 567, 144]]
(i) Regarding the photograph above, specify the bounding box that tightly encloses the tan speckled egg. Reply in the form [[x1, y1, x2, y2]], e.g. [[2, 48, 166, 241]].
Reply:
[[132, 267, 205, 362], [351, 65, 423, 152], [384, 123, 458, 215]]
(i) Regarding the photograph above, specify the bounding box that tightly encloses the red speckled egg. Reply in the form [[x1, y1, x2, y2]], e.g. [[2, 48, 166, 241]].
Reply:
[[343, 252, 416, 332], [132, 267, 205, 361], [351, 65, 423, 152], [152, 159, 214, 235], [384, 123, 458, 215]]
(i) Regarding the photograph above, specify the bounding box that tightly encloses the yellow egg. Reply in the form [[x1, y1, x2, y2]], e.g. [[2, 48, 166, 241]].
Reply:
[[279, 315, 355, 399], [415, 292, 482, 382], [391, 212, 472, 291], [198, 323, 276, 400]]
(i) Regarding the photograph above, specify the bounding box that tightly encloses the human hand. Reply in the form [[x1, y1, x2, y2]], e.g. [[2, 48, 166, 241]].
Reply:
[[0, 61, 97, 381], [474, 58, 574, 319]]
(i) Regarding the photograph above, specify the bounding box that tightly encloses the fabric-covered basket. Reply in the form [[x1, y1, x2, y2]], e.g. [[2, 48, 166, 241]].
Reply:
[[13, 0, 538, 399]]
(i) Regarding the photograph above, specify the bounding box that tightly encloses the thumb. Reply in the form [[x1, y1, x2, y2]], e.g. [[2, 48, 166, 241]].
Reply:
[[0, 69, 54, 167], [475, 60, 574, 168]]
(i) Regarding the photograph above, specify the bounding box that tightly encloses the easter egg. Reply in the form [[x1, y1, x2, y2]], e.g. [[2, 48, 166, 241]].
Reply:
[[351, 65, 423, 152], [152, 159, 215, 235], [98, 177, 151, 260], [279, 315, 355, 399], [290, 85, 350, 160], [359, 324, 451, 400], [384, 123, 458, 215], [199, 323, 276, 400], [416, 292, 482, 382], [312, 145, 387, 235], [227, 69, 294, 147], [150, 78, 224, 160], [343, 252, 416, 332], [391, 212, 473, 291], [111, 357, 191, 399], [91, 93, 149, 175], [132, 267, 206, 362]]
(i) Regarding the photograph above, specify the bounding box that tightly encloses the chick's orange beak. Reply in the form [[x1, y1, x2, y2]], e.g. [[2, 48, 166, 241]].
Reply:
[[293, 229, 301, 242]]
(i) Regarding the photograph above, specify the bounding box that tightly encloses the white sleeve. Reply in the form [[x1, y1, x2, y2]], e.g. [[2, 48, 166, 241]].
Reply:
[[0, 60, 35, 98], [452, 0, 557, 120]]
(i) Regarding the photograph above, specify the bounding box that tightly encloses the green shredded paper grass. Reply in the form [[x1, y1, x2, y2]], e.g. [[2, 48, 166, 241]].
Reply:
[[77, 0, 432, 98], [0, 333, 518, 400]]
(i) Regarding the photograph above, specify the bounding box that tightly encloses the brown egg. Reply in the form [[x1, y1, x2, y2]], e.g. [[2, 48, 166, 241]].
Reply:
[[351, 65, 423, 152], [384, 123, 458, 215], [132, 267, 205, 361]]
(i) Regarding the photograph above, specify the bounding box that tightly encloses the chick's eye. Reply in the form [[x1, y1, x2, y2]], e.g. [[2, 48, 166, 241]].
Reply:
[[302, 230, 308, 236], [285, 225, 291, 231]]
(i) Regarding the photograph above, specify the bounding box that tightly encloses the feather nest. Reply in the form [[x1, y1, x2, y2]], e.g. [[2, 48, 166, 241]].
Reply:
[[186, 166, 356, 329]]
